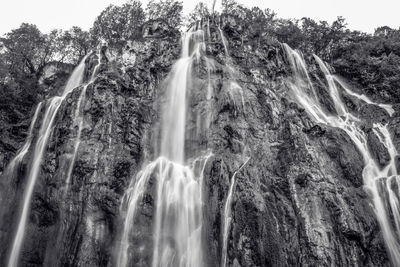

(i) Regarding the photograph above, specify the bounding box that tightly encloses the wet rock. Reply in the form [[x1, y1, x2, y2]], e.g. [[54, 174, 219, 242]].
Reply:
[[303, 124, 326, 137], [322, 128, 364, 187], [0, 16, 395, 267], [367, 130, 391, 168], [143, 19, 178, 39]]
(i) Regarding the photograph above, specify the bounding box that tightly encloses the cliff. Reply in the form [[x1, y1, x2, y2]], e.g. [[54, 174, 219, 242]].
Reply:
[[0, 17, 399, 267]]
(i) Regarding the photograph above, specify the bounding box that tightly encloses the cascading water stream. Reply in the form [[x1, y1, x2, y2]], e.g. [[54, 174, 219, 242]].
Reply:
[[219, 27, 230, 59], [152, 156, 206, 267], [154, 29, 208, 267], [7, 54, 89, 267], [203, 57, 214, 134], [65, 85, 87, 186], [332, 75, 395, 116], [45, 51, 103, 265], [2, 102, 43, 177], [65, 51, 101, 187], [283, 44, 400, 266], [282, 44, 318, 101], [91, 46, 103, 80], [312, 56, 348, 116], [218, 27, 245, 112], [221, 157, 250, 267], [207, 17, 211, 43], [117, 29, 210, 267]]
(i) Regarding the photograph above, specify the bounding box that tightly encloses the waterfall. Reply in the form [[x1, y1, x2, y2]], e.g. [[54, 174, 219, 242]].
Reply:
[[65, 85, 88, 186], [221, 157, 250, 267], [218, 27, 245, 113], [283, 44, 400, 266], [117, 159, 159, 267], [218, 27, 229, 58], [332, 76, 395, 116], [117, 29, 210, 267], [152, 156, 207, 267], [204, 57, 214, 133], [207, 17, 211, 42], [91, 47, 102, 81], [283, 44, 318, 101], [2, 102, 43, 177], [7, 54, 88, 267], [46, 51, 102, 265], [65, 50, 101, 187]]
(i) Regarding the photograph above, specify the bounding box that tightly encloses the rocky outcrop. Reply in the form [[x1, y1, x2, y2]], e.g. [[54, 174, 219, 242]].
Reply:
[[0, 18, 397, 267]]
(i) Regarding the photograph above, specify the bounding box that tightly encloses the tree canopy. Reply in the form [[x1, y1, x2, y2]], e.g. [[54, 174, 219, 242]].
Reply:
[[1, 0, 400, 111], [1, 23, 49, 78], [91, 0, 145, 45], [187, 2, 210, 25], [147, 0, 183, 28]]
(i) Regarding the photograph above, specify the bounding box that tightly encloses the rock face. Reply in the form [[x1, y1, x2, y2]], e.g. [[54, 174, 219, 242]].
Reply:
[[0, 18, 397, 266]]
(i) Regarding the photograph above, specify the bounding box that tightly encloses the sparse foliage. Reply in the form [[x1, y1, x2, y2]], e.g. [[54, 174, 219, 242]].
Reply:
[[62, 27, 92, 64], [187, 2, 210, 25], [147, 0, 183, 28], [221, 0, 238, 14]]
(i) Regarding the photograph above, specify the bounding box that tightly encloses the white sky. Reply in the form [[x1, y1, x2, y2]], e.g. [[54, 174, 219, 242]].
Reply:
[[0, 0, 399, 35]]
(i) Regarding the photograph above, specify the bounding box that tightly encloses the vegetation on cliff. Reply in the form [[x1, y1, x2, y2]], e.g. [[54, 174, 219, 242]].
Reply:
[[0, 0, 399, 168]]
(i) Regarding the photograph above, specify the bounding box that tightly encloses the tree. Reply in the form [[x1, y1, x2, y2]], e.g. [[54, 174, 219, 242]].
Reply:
[[0, 24, 49, 112], [295, 16, 348, 58], [61, 27, 92, 64], [275, 19, 304, 49], [92, 0, 145, 45], [221, 0, 238, 14], [375, 26, 395, 37], [1, 24, 47, 78], [0, 24, 89, 78], [147, 0, 183, 29], [0, 52, 9, 84], [66, 27, 91, 61], [45, 29, 71, 64], [187, 2, 210, 25]]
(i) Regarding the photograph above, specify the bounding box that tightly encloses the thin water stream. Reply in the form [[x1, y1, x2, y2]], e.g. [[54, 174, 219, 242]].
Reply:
[[221, 157, 250, 267]]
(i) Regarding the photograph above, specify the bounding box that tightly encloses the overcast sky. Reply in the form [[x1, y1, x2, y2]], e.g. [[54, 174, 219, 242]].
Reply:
[[1, 0, 399, 35]]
